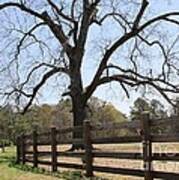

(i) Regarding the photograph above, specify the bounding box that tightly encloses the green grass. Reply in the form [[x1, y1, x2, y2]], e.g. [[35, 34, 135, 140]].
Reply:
[[0, 147, 59, 180], [0, 147, 106, 180]]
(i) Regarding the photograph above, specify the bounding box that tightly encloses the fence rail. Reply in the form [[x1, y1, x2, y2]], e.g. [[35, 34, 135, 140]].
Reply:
[[16, 113, 179, 180]]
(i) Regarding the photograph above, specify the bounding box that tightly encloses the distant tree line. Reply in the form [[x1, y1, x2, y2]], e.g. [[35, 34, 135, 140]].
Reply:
[[130, 98, 168, 121], [130, 97, 179, 134], [0, 97, 127, 144], [0, 96, 179, 146]]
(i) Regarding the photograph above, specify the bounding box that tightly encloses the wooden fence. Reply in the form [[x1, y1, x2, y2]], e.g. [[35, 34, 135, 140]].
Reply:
[[0, 138, 11, 152], [16, 113, 179, 180]]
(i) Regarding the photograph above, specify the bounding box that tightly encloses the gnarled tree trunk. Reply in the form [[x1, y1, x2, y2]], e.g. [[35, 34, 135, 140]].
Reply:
[[71, 97, 86, 150], [69, 55, 87, 150]]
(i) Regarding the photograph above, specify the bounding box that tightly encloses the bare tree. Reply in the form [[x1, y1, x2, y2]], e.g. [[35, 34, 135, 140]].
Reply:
[[1, 0, 179, 149]]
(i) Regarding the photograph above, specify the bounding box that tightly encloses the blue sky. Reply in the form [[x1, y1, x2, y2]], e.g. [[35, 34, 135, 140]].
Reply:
[[35, 0, 179, 115], [1, 0, 179, 115]]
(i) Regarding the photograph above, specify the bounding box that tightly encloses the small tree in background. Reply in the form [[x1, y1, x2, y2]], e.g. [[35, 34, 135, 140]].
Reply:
[[130, 98, 151, 121], [130, 97, 169, 133]]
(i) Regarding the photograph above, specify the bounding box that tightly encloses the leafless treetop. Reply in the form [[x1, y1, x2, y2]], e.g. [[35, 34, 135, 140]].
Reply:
[[0, 0, 179, 112]]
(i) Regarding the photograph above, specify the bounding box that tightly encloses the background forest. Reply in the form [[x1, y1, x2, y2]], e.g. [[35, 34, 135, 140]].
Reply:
[[0, 96, 177, 145]]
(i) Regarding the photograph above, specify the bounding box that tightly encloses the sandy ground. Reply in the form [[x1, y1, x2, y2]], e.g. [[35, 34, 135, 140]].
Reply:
[[26, 143, 179, 180]]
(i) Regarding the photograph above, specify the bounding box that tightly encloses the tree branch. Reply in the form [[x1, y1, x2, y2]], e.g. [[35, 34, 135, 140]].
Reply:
[[77, 0, 100, 50], [0, 2, 44, 19], [140, 12, 179, 31], [46, 0, 76, 23], [85, 8, 179, 101], [22, 66, 66, 113], [132, 0, 149, 30], [0, 2, 73, 54], [97, 74, 178, 106], [85, 30, 139, 100]]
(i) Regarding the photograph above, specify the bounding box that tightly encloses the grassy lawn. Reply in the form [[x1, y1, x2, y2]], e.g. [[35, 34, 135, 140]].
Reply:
[[0, 146, 104, 180], [0, 143, 179, 180], [0, 147, 60, 180], [4, 144, 179, 180]]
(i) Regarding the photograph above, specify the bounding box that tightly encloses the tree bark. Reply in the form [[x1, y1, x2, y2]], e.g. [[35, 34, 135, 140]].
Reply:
[[71, 98, 86, 150], [1, 141, 5, 153], [68, 54, 87, 150]]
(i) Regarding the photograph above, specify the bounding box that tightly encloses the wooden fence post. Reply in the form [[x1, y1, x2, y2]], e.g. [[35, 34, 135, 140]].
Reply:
[[33, 130, 38, 168], [84, 120, 93, 177], [141, 112, 153, 180], [1, 140, 5, 153], [16, 136, 21, 164], [51, 127, 57, 172], [21, 134, 26, 164]]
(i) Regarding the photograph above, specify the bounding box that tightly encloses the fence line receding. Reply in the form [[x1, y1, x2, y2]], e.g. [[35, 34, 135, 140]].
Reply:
[[16, 113, 179, 180]]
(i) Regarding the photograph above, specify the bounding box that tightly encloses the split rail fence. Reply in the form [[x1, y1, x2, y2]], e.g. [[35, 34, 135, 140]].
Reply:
[[16, 113, 179, 180]]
